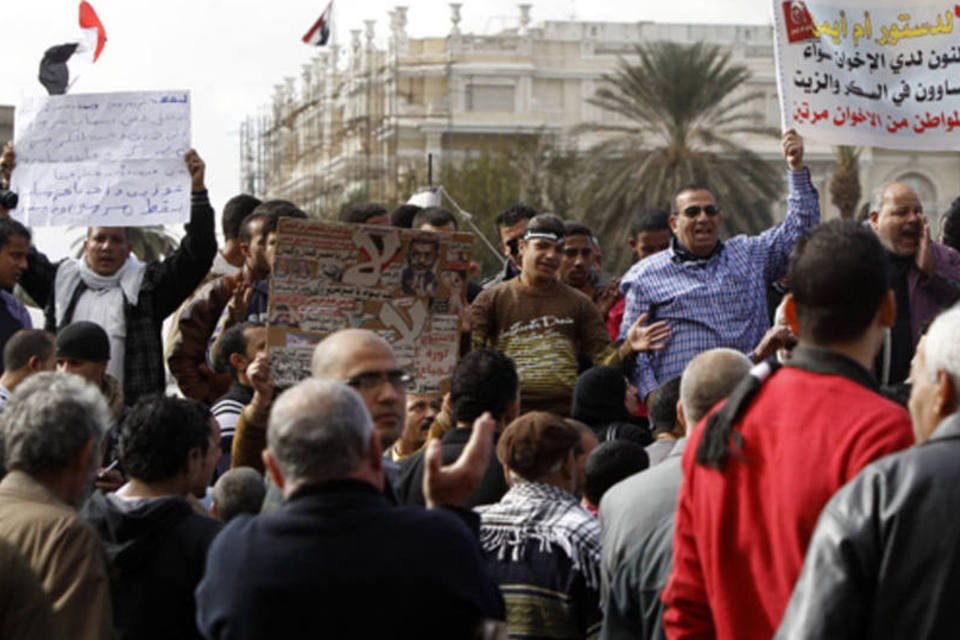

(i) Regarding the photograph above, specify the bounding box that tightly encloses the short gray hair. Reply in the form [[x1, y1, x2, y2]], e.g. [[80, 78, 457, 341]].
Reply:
[[923, 305, 960, 392], [680, 348, 752, 427], [2, 372, 110, 474], [212, 467, 267, 523], [267, 379, 374, 485]]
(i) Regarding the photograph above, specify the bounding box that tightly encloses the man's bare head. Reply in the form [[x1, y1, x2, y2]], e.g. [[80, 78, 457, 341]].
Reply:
[[679, 348, 752, 431], [311, 329, 407, 448]]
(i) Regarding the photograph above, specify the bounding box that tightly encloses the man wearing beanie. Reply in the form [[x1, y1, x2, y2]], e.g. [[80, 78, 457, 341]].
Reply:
[[56, 321, 126, 489], [476, 411, 602, 639]]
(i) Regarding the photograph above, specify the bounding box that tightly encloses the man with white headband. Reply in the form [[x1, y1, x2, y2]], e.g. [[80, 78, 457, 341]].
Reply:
[[470, 213, 669, 415]]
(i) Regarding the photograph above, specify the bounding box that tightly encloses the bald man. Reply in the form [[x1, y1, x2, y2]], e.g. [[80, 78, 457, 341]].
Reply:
[[868, 182, 960, 385], [311, 329, 408, 449], [599, 348, 752, 635]]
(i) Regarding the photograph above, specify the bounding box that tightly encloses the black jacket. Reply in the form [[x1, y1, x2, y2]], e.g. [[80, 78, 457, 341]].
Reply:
[[196, 479, 504, 639], [776, 413, 960, 639], [396, 426, 509, 508], [82, 491, 221, 640]]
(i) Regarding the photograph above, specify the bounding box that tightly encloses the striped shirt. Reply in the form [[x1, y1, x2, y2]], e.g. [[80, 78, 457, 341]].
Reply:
[[619, 169, 820, 399]]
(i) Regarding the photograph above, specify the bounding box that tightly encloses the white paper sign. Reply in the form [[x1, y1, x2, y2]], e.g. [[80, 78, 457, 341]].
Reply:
[[773, 0, 960, 149], [11, 90, 191, 227]]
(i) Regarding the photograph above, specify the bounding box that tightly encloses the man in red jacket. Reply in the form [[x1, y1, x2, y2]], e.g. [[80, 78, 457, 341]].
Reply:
[[662, 220, 914, 640]]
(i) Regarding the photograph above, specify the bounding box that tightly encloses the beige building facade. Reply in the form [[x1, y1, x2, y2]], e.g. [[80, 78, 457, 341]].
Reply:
[[240, 5, 960, 226]]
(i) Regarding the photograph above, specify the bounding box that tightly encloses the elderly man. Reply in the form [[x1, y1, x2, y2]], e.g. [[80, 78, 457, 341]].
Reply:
[[599, 348, 751, 640], [776, 305, 960, 638], [0, 372, 112, 640], [619, 130, 818, 403], [868, 182, 960, 385], [196, 378, 505, 638], [662, 221, 915, 640], [20, 150, 216, 406]]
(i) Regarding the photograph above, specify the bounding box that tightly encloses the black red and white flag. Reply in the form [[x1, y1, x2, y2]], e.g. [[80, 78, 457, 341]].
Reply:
[[38, 1, 107, 95], [302, 2, 333, 46]]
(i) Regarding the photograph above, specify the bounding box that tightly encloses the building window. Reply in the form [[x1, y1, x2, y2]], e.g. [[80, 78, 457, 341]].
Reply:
[[465, 84, 516, 112]]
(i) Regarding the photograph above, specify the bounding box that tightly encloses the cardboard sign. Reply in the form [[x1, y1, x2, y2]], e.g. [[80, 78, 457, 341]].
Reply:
[[266, 218, 473, 393]]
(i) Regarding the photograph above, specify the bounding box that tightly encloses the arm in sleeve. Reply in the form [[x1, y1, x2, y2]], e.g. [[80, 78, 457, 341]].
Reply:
[[20, 246, 58, 309], [775, 477, 879, 640], [231, 405, 268, 474], [661, 459, 714, 639], [151, 190, 218, 321], [753, 168, 820, 285], [469, 289, 496, 351], [618, 279, 658, 400], [167, 276, 234, 402], [920, 242, 960, 308], [46, 521, 113, 640]]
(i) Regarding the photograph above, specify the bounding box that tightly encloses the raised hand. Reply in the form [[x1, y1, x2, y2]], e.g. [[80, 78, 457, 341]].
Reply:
[[184, 148, 206, 192], [781, 129, 804, 171], [424, 411, 495, 508], [625, 312, 670, 353]]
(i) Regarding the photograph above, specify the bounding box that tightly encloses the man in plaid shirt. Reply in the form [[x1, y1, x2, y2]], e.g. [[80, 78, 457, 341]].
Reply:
[[619, 130, 818, 402]]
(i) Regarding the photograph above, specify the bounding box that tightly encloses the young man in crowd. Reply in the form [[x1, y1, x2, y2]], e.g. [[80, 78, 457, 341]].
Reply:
[[397, 348, 518, 507], [210, 322, 266, 475], [0, 218, 33, 372], [0, 329, 55, 409], [82, 395, 222, 640], [662, 221, 914, 639], [471, 213, 669, 415], [170, 200, 305, 403], [778, 305, 960, 638], [482, 202, 537, 289]]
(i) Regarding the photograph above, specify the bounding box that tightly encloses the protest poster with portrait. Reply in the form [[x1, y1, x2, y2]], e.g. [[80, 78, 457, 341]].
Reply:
[[773, 0, 960, 148], [266, 218, 473, 392]]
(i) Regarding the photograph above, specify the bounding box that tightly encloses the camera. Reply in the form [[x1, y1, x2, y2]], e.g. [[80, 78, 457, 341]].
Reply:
[[0, 190, 17, 210]]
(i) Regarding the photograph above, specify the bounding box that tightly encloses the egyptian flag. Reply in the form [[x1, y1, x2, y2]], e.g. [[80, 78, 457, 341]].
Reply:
[[302, 2, 333, 46], [38, 1, 107, 95]]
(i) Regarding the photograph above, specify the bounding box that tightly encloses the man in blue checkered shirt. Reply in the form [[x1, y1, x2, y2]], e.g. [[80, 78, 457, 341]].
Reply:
[[619, 130, 819, 402]]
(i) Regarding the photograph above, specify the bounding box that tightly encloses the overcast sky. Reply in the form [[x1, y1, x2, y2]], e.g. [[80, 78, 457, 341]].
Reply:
[[1, 0, 771, 256]]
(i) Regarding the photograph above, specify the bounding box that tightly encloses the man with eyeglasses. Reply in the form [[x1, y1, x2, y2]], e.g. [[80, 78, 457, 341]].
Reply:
[[619, 129, 818, 405]]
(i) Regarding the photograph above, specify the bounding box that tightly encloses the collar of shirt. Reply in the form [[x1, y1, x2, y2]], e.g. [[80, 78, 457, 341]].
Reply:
[[670, 236, 724, 265], [787, 344, 878, 392]]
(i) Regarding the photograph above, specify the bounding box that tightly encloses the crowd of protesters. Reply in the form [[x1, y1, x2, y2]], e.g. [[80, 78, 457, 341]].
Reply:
[[0, 126, 959, 640]]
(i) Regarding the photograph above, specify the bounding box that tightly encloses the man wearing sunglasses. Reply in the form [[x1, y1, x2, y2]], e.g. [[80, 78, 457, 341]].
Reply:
[[619, 129, 818, 405]]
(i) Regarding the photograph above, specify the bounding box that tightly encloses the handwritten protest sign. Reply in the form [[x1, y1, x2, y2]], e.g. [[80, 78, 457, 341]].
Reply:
[[773, 1, 960, 149], [11, 90, 191, 227], [266, 218, 473, 393]]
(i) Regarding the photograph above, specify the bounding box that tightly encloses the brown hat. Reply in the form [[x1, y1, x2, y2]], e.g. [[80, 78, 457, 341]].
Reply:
[[497, 411, 580, 481]]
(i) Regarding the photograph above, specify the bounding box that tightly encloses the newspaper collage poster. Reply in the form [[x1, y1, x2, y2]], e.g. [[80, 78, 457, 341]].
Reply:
[[266, 218, 473, 392], [773, 0, 960, 149]]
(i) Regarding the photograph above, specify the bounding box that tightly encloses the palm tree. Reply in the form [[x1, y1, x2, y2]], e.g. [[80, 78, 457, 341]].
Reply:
[[829, 146, 861, 220], [576, 41, 783, 271]]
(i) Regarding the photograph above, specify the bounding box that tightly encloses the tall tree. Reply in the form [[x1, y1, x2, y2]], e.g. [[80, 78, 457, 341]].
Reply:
[[829, 145, 861, 220], [576, 41, 783, 271]]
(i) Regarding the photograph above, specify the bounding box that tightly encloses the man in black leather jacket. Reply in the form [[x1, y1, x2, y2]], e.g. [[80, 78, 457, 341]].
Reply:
[[777, 304, 960, 639]]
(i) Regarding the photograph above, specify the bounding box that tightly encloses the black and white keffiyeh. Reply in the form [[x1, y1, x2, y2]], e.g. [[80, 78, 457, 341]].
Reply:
[[476, 480, 601, 590]]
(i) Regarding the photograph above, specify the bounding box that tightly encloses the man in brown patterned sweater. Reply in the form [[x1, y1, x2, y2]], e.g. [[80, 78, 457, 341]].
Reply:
[[471, 214, 669, 416]]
